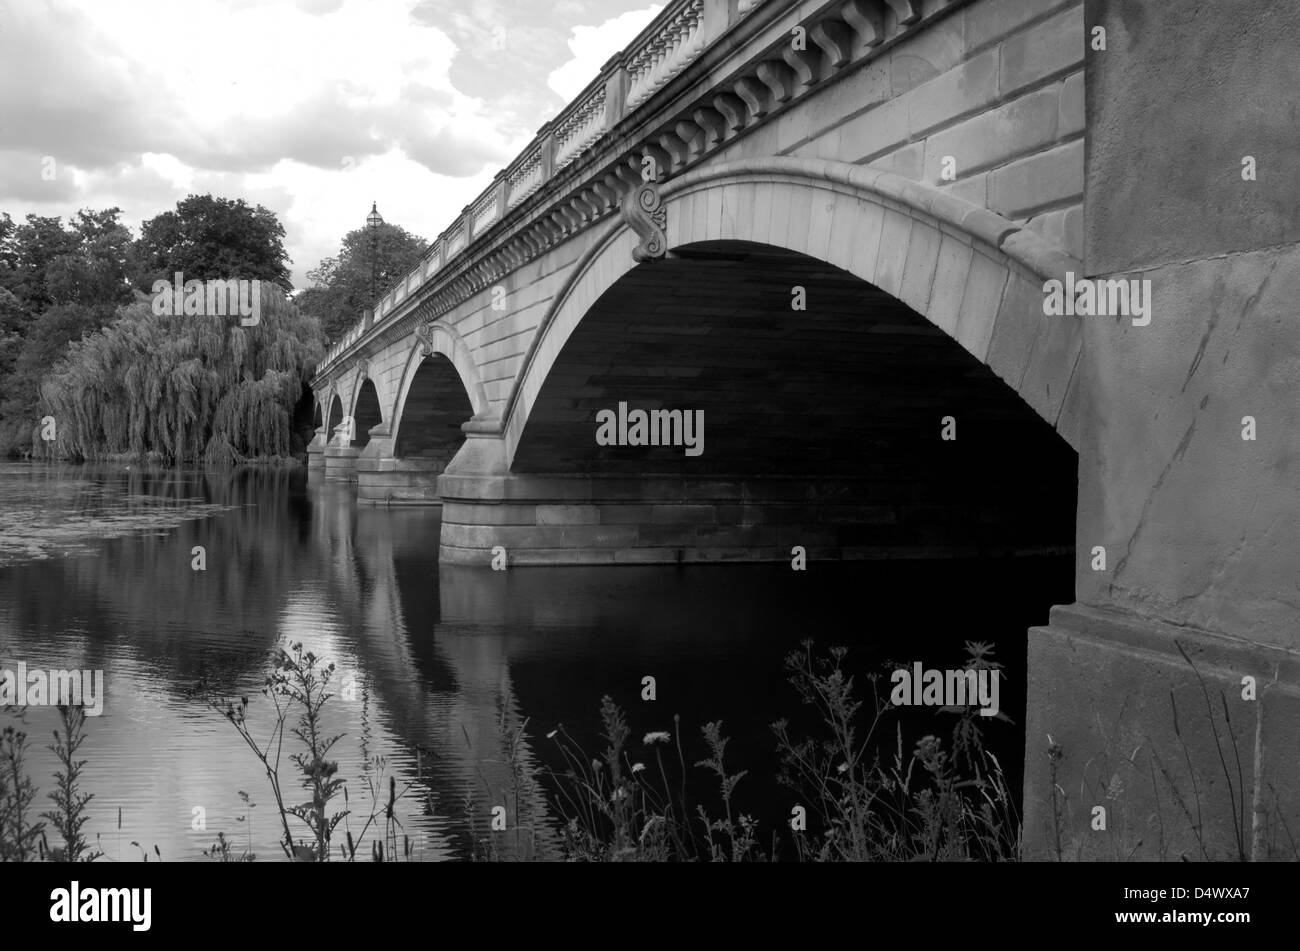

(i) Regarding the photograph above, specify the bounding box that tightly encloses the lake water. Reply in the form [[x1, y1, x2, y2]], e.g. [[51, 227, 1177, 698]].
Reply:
[[0, 463, 1071, 861]]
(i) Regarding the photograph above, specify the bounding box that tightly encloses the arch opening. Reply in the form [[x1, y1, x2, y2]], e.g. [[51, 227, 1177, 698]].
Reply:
[[351, 379, 382, 449], [326, 393, 344, 439], [394, 353, 475, 465], [290, 387, 316, 456], [511, 239, 1077, 559]]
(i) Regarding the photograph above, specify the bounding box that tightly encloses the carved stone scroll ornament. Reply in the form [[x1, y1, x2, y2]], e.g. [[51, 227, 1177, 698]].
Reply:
[[416, 320, 436, 357], [622, 180, 667, 263]]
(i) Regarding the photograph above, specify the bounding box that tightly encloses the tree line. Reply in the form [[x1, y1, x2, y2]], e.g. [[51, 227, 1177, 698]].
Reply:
[[0, 196, 427, 462]]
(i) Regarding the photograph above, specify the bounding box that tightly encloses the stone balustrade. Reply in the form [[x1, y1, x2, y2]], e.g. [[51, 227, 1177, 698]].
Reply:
[[507, 148, 544, 210], [553, 86, 608, 171], [624, 0, 706, 111], [470, 182, 502, 237]]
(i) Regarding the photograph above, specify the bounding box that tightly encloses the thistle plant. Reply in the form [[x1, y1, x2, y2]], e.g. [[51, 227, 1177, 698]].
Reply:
[[41, 704, 102, 862]]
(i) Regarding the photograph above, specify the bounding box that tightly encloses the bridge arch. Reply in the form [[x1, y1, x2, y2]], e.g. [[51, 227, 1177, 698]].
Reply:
[[350, 376, 383, 449], [503, 156, 1082, 467], [347, 365, 384, 422], [390, 320, 490, 456], [325, 390, 344, 439]]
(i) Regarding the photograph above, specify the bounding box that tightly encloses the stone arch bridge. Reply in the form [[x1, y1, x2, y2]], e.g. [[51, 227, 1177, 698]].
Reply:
[[306, 0, 1300, 860]]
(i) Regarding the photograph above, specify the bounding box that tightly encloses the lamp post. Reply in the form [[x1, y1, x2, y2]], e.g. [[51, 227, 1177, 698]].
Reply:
[[367, 201, 383, 306]]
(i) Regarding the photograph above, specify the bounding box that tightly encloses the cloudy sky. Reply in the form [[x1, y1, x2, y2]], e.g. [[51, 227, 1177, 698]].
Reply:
[[0, 0, 662, 287]]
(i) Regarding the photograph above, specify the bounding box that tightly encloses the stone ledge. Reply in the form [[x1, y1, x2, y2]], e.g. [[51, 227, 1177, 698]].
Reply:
[[1045, 602, 1300, 693]]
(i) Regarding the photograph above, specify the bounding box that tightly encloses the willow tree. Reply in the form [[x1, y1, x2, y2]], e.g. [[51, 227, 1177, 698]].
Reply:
[[41, 283, 324, 464]]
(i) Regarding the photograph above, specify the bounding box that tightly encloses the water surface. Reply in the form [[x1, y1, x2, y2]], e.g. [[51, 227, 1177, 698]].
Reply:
[[0, 463, 1070, 860]]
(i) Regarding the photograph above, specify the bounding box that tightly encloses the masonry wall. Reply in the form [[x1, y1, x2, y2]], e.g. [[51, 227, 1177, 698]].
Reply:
[[779, 0, 1084, 258], [1022, 0, 1300, 860]]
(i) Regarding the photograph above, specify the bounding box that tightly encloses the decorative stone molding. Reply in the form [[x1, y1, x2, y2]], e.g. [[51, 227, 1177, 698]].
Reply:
[[622, 181, 667, 262], [415, 320, 436, 357]]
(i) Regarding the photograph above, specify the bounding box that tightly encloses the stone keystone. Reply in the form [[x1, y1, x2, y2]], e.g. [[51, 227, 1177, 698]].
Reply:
[[622, 180, 668, 262]]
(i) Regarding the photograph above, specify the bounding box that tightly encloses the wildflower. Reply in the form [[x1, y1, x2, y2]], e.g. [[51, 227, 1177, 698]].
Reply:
[[643, 731, 671, 745], [631, 762, 645, 773]]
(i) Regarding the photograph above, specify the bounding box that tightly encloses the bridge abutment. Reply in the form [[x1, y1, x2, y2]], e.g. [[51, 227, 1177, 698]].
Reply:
[[1020, 0, 1300, 861]]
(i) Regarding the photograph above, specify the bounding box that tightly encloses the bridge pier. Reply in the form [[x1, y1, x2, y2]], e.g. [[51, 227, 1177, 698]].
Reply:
[[306, 427, 327, 474], [437, 428, 1071, 566], [356, 422, 448, 504], [439, 470, 839, 565], [324, 441, 361, 483]]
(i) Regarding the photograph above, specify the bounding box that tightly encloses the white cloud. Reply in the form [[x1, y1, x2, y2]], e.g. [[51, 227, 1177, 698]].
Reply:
[[0, 0, 670, 289]]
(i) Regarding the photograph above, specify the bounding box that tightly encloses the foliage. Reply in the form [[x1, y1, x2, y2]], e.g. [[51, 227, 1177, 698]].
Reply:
[[294, 221, 427, 341], [38, 284, 323, 463], [201, 640, 425, 863], [0, 724, 44, 862], [0, 213, 82, 312], [276, 644, 347, 862], [533, 642, 1018, 862], [772, 640, 1019, 861], [1, 302, 113, 438], [0, 209, 137, 454], [40, 705, 102, 862], [134, 195, 292, 291]]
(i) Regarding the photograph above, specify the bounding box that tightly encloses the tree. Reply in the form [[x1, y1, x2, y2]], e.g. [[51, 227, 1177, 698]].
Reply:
[[135, 195, 292, 292], [0, 208, 134, 318], [0, 208, 134, 455], [0, 214, 82, 311], [0, 212, 14, 278], [40, 285, 324, 463], [0, 289, 27, 408], [0, 301, 115, 453], [45, 210, 135, 308], [294, 222, 427, 341]]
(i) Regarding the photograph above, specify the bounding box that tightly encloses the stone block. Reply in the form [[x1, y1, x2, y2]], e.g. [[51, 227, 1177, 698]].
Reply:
[[906, 47, 999, 138], [923, 85, 1060, 183], [987, 138, 1084, 219], [998, 5, 1083, 97]]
